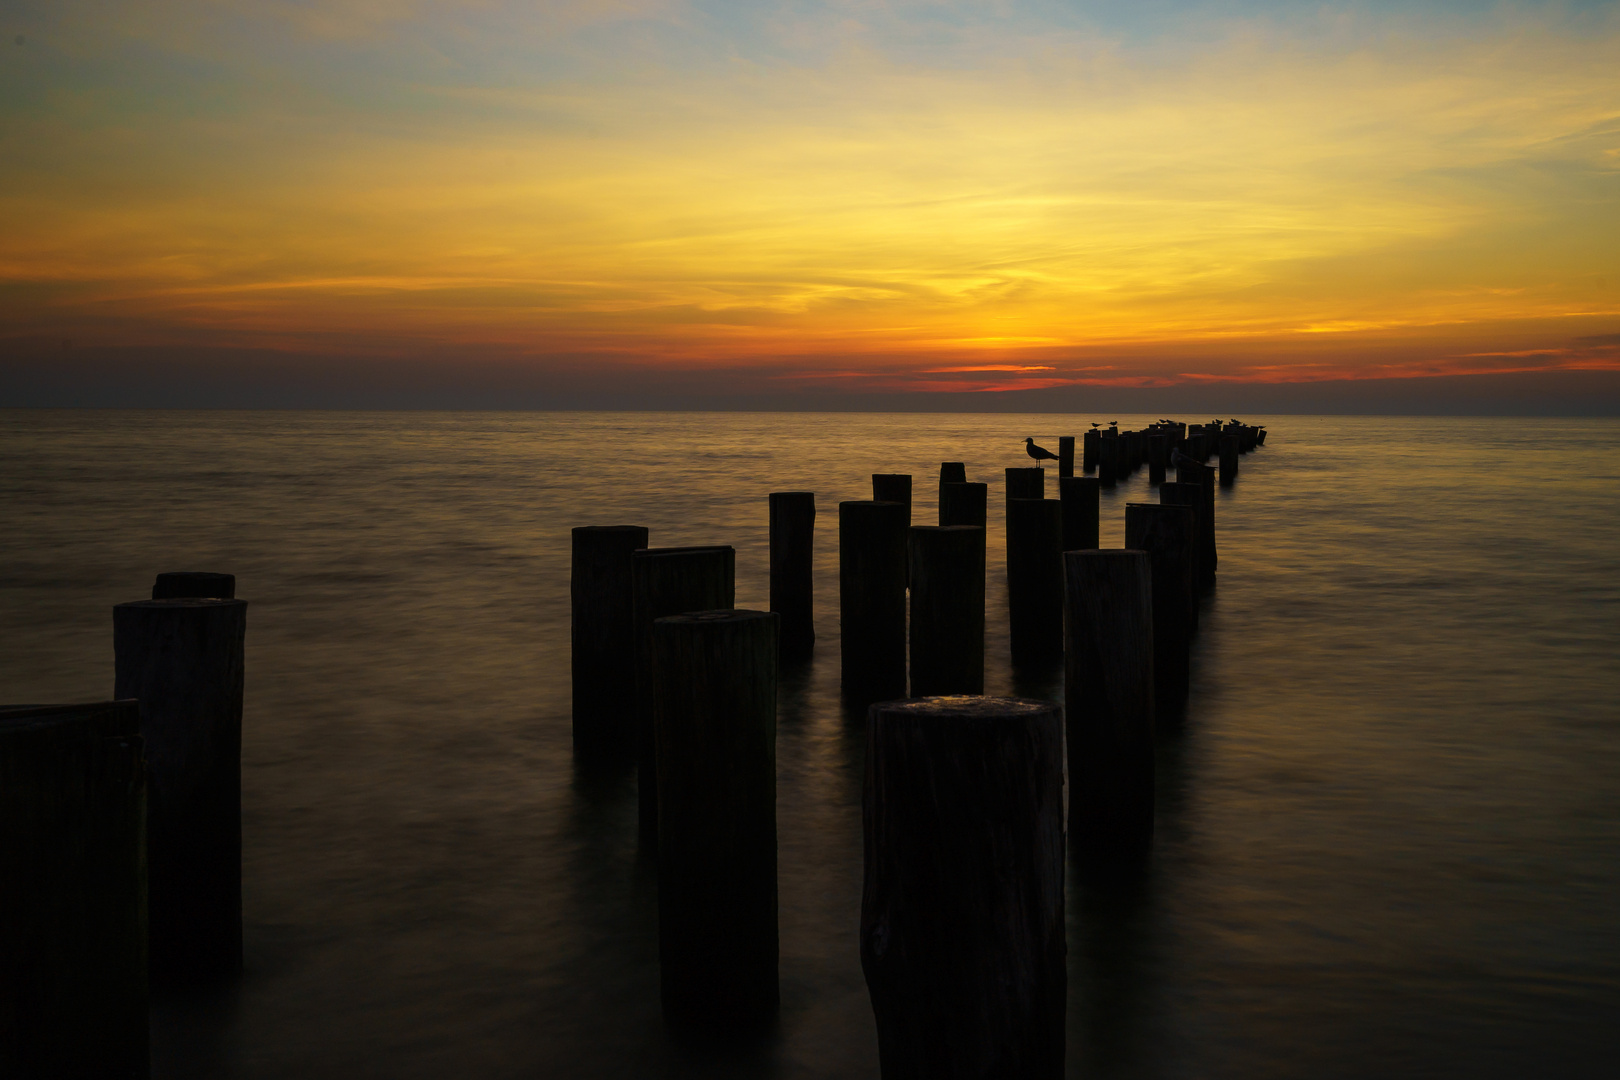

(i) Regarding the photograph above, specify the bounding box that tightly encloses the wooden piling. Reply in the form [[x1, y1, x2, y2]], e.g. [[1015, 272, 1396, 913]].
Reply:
[[1005, 466, 1045, 505], [840, 501, 909, 703], [1159, 482, 1206, 599], [872, 474, 913, 522], [652, 609, 779, 1026], [1082, 429, 1099, 472], [1147, 434, 1168, 485], [113, 597, 247, 977], [152, 572, 234, 599], [1006, 498, 1063, 661], [908, 526, 985, 696], [1063, 550, 1154, 859], [572, 525, 650, 754], [938, 482, 988, 529], [1219, 435, 1238, 486], [1059, 476, 1100, 552], [1125, 503, 1197, 719], [1, 701, 148, 1079], [1098, 436, 1117, 489], [862, 695, 1065, 1080], [632, 546, 736, 838], [768, 493, 816, 654], [1175, 460, 1218, 585], [939, 462, 967, 487], [1057, 436, 1075, 479]]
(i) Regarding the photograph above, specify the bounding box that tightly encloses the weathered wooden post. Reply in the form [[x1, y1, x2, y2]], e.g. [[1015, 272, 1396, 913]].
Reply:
[[1125, 504, 1197, 719], [938, 482, 988, 529], [1082, 428, 1099, 472], [1059, 476, 1100, 552], [632, 546, 736, 837], [1057, 436, 1075, 479], [939, 462, 967, 487], [1063, 550, 1154, 860], [908, 526, 985, 696], [1, 701, 148, 1079], [1006, 498, 1063, 661], [840, 501, 909, 704], [1005, 466, 1044, 508], [1158, 482, 1206, 600], [769, 493, 816, 654], [1175, 460, 1218, 586], [652, 609, 779, 1026], [872, 474, 913, 522], [862, 695, 1065, 1080], [1098, 436, 1117, 489], [114, 597, 247, 977], [1147, 434, 1168, 485], [152, 572, 235, 599], [1218, 435, 1238, 486], [573, 526, 650, 754]]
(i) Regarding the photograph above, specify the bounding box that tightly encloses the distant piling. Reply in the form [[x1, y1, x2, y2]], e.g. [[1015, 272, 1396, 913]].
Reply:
[[1098, 436, 1117, 489], [572, 526, 650, 754], [653, 610, 779, 1026], [1219, 435, 1238, 486], [632, 546, 736, 838], [862, 695, 1065, 1080], [114, 596, 247, 977], [1, 700, 148, 1078], [1125, 503, 1197, 720], [1175, 460, 1218, 586], [1147, 434, 1168, 486], [1159, 482, 1207, 599], [872, 475, 913, 522], [908, 526, 985, 696], [1057, 436, 1075, 479], [152, 572, 235, 599], [1006, 498, 1063, 662], [1063, 550, 1154, 860], [1058, 476, 1100, 552], [769, 493, 816, 654], [840, 501, 909, 704], [1082, 429, 1098, 473]]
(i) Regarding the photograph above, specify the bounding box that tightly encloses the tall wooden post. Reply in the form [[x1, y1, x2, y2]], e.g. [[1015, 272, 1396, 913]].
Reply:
[[840, 501, 909, 704], [862, 696, 1065, 1080], [908, 526, 985, 696], [1, 701, 148, 1079], [572, 525, 650, 754], [652, 610, 779, 1026], [1006, 499, 1063, 661], [1057, 436, 1075, 479], [632, 547, 736, 838], [1058, 476, 1100, 552], [939, 482, 988, 529], [1218, 435, 1238, 486], [1175, 460, 1218, 585], [872, 474, 913, 522], [152, 572, 234, 599], [1159, 482, 1206, 599], [1082, 429, 1098, 472], [1098, 436, 1117, 489], [114, 597, 247, 977], [1005, 466, 1045, 506], [1063, 550, 1154, 860], [1147, 434, 1168, 485], [769, 493, 816, 654], [939, 462, 967, 487], [1125, 504, 1197, 720]]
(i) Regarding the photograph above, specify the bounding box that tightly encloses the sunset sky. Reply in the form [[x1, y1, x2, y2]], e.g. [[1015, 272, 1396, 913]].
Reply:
[[2, 0, 1618, 406]]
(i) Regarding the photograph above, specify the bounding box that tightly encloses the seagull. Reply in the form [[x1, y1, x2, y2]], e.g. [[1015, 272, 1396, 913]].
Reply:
[[1024, 437, 1059, 463]]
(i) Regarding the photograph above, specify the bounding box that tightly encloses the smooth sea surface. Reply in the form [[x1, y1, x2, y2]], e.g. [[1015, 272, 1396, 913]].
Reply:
[[2, 410, 1618, 1079]]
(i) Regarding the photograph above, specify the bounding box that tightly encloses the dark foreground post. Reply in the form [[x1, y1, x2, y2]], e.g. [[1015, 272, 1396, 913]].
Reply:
[[1006, 499, 1063, 661], [1, 701, 148, 1079], [862, 696, 1065, 1080], [1005, 466, 1045, 505], [572, 526, 650, 754], [938, 482, 988, 528], [633, 547, 736, 838], [769, 493, 816, 653], [1125, 504, 1197, 720], [1059, 476, 1100, 552], [1057, 436, 1075, 478], [908, 526, 985, 696], [1098, 436, 1117, 488], [114, 597, 247, 978], [939, 462, 967, 487], [1159, 482, 1207, 600], [1219, 435, 1239, 486], [153, 572, 235, 599], [1176, 460, 1218, 585], [1063, 550, 1154, 860], [872, 474, 913, 522], [1082, 429, 1098, 472], [653, 610, 779, 1025], [840, 501, 909, 703]]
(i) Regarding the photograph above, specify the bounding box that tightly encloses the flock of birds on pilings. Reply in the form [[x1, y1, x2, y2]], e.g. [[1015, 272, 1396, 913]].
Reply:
[[2, 418, 1268, 1079]]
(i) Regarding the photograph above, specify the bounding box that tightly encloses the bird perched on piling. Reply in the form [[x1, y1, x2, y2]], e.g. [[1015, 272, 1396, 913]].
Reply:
[[1024, 437, 1060, 463]]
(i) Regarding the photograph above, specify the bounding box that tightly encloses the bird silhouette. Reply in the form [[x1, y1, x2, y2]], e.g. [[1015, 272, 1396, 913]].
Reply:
[[1024, 437, 1059, 463]]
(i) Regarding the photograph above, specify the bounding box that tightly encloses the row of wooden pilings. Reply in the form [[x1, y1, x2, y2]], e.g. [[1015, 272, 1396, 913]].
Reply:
[[2, 573, 245, 1079], [572, 421, 1268, 1075]]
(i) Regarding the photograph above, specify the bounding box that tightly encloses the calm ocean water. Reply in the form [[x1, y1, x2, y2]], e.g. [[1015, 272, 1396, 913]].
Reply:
[[2, 409, 1618, 1078]]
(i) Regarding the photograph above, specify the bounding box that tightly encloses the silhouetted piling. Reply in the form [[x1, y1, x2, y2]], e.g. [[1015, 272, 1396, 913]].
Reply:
[[572, 525, 650, 754], [1005, 466, 1045, 505], [939, 462, 967, 487], [862, 696, 1065, 1080], [872, 474, 913, 522], [1059, 476, 1100, 552], [652, 609, 779, 1026], [1125, 503, 1197, 720], [152, 572, 235, 599], [1063, 550, 1154, 860], [1082, 429, 1099, 472], [840, 501, 909, 703], [908, 526, 985, 696], [1098, 436, 1117, 489], [1147, 435, 1168, 485], [1175, 460, 1218, 586], [768, 493, 816, 654], [1058, 436, 1075, 479], [1218, 435, 1238, 486], [1006, 498, 1063, 661], [113, 597, 247, 978], [1, 700, 148, 1078], [1158, 482, 1206, 599], [939, 482, 988, 529], [633, 546, 736, 837]]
